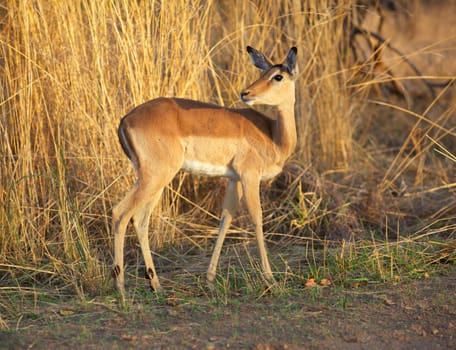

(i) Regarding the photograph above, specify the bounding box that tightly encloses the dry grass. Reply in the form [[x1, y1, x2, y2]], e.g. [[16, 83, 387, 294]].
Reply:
[[0, 0, 455, 315]]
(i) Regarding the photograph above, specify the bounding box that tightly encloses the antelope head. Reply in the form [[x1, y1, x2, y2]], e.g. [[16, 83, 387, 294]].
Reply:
[[241, 46, 298, 107]]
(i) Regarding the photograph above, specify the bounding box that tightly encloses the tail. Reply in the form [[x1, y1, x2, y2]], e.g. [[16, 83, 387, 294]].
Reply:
[[118, 115, 139, 171]]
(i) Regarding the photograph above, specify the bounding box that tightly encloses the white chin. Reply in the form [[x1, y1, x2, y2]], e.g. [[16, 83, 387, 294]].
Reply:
[[244, 99, 255, 106]]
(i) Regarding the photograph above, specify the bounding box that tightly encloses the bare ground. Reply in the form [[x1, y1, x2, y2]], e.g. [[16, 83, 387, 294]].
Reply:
[[1, 266, 455, 350]]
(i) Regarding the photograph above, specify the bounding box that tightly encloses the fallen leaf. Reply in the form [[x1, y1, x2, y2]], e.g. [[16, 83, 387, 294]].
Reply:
[[205, 343, 216, 350], [59, 309, 75, 316], [319, 278, 331, 287], [305, 278, 317, 288], [383, 297, 395, 306], [121, 334, 137, 341], [411, 324, 426, 336]]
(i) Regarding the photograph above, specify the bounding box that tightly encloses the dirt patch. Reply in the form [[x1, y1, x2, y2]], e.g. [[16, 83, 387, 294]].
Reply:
[[1, 267, 455, 349]]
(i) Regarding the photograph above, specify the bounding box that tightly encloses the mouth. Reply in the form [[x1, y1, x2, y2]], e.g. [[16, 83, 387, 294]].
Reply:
[[240, 92, 254, 105]]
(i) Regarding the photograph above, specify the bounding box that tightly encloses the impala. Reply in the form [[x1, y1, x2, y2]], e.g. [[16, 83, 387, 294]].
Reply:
[[112, 46, 298, 295]]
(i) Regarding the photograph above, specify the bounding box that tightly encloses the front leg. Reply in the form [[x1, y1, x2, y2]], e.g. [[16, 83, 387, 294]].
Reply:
[[241, 172, 274, 283]]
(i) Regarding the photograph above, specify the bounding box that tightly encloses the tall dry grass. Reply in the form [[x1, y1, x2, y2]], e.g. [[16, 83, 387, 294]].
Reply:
[[0, 0, 454, 300]]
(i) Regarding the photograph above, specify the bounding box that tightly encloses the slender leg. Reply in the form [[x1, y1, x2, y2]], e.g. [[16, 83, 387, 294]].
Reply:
[[241, 173, 274, 282], [132, 190, 163, 293], [112, 182, 141, 297], [207, 180, 242, 282], [112, 170, 177, 297]]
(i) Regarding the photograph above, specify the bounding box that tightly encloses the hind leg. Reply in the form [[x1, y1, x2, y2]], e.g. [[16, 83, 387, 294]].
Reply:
[[112, 155, 183, 297], [112, 181, 166, 296], [113, 182, 144, 297], [132, 190, 164, 293]]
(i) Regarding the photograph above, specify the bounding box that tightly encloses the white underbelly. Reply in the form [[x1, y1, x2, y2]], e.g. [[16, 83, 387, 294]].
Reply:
[[182, 160, 238, 178], [181, 160, 282, 181]]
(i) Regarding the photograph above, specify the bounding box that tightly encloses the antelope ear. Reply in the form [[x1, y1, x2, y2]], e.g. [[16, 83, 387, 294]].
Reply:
[[246, 46, 273, 71], [284, 47, 298, 75]]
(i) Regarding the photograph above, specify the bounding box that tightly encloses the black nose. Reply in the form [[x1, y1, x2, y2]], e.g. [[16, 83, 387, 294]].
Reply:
[[240, 91, 250, 101]]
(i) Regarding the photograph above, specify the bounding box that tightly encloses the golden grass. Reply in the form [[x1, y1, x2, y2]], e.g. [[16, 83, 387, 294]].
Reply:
[[0, 0, 455, 303]]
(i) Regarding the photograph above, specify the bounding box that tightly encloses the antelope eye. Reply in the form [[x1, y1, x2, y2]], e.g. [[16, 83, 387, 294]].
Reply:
[[273, 74, 283, 81]]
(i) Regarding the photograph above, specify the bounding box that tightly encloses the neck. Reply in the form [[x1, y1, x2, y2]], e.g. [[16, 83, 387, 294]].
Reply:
[[274, 97, 297, 159]]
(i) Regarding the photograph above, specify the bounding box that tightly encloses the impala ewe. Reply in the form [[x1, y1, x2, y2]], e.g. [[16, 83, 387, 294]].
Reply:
[[112, 46, 298, 296]]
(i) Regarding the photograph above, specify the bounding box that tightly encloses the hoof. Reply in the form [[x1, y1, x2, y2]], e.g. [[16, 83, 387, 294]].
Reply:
[[206, 279, 216, 291], [151, 284, 164, 295]]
